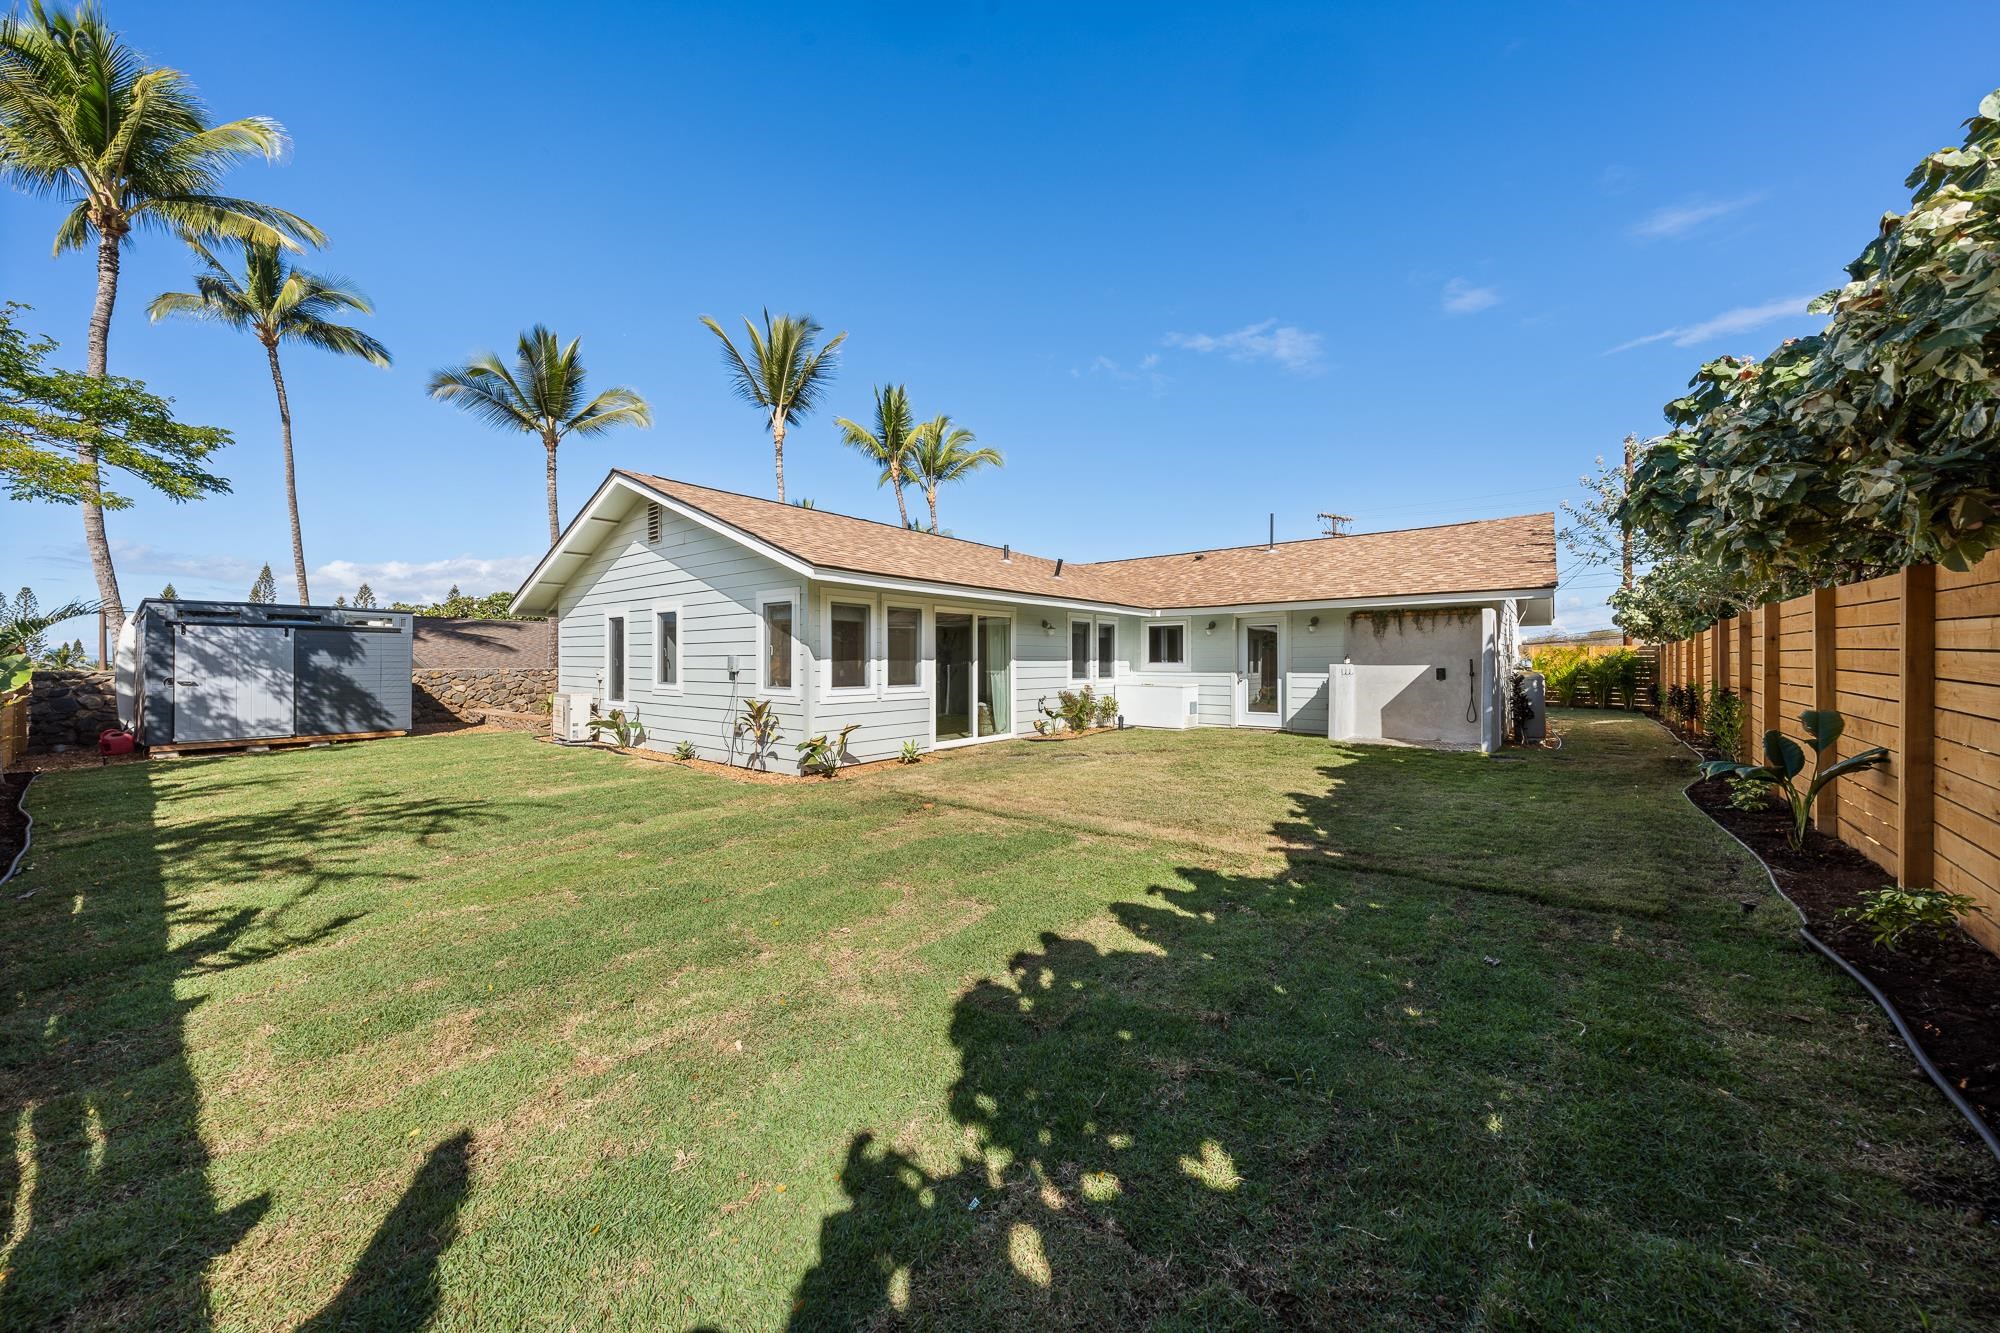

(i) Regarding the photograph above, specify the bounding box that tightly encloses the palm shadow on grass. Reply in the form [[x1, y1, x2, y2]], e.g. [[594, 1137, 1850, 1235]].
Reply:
[[789, 728, 2000, 1328], [0, 763, 496, 1330]]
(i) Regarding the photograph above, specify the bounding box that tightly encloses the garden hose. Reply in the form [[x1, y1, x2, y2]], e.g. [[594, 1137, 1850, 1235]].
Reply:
[[1, 772, 37, 889], [1465, 658, 1477, 725], [1661, 722, 2000, 1167]]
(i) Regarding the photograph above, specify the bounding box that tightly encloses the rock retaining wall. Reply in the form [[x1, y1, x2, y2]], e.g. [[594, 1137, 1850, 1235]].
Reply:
[[28, 670, 119, 753], [413, 668, 555, 725]]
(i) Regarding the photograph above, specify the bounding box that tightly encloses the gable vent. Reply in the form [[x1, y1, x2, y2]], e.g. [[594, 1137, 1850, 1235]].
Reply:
[[646, 502, 664, 544]]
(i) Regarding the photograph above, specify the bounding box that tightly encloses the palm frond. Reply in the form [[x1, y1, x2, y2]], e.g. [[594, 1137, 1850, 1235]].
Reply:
[[428, 360, 539, 434], [700, 314, 771, 410], [286, 317, 390, 366]]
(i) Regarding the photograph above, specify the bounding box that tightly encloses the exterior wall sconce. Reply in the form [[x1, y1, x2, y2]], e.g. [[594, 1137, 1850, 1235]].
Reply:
[[1205, 620, 1217, 635], [1040, 619, 1054, 635], [1308, 615, 1321, 632]]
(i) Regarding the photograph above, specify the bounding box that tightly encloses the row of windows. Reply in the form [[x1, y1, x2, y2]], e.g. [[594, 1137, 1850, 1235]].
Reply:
[[605, 608, 678, 702]]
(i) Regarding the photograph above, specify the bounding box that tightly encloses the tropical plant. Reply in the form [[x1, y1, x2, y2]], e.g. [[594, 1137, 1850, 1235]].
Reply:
[[41, 638, 88, 668], [1839, 885, 1989, 952], [587, 707, 644, 748], [904, 414, 1002, 531], [1, 302, 232, 509], [898, 738, 922, 765], [1617, 88, 2000, 609], [1036, 686, 1105, 735], [1726, 773, 1771, 812], [1703, 684, 1745, 761], [672, 739, 697, 761], [1, 592, 94, 657], [0, 2, 319, 634], [699, 309, 845, 503], [1700, 710, 1890, 850], [834, 384, 917, 527], [733, 697, 782, 770], [797, 722, 862, 777], [150, 242, 389, 602], [428, 326, 652, 545]]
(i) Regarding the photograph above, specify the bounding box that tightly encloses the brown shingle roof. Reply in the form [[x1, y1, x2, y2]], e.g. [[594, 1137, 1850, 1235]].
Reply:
[[411, 617, 553, 669], [620, 470, 1556, 609]]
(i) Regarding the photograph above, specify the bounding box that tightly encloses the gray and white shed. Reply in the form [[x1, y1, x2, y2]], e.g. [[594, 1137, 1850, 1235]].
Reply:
[[116, 600, 414, 748]]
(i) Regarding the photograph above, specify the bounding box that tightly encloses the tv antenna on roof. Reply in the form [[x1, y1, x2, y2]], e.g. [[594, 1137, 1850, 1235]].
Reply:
[[1316, 512, 1353, 536]]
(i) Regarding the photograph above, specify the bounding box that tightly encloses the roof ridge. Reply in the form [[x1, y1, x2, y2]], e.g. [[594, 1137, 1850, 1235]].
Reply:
[[1088, 511, 1554, 567]]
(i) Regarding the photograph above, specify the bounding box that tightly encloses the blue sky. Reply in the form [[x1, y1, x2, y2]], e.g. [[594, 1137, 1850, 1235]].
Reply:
[[7, 1, 1999, 639]]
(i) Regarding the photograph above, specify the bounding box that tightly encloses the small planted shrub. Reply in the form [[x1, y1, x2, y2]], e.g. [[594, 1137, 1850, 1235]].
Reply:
[[1094, 693, 1119, 728], [1036, 686, 1106, 736], [587, 708, 644, 748], [1839, 885, 1989, 951], [672, 739, 698, 761], [1704, 685, 1744, 760], [734, 698, 782, 770], [797, 723, 862, 777], [1701, 710, 1889, 849], [1726, 773, 1772, 811], [898, 738, 922, 765]]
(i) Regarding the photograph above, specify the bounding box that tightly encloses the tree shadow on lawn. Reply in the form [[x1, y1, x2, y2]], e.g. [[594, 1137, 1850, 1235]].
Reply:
[[0, 762, 496, 1330], [789, 736, 2000, 1328]]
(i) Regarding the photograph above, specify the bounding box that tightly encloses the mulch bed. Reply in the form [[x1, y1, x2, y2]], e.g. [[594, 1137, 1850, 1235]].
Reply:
[[1683, 750, 2000, 1137]]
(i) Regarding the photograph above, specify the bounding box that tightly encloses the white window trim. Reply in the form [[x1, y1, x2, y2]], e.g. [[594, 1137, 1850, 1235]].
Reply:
[[821, 591, 877, 701], [932, 604, 1017, 749], [1145, 617, 1191, 672], [1068, 614, 1121, 683], [755, 586, 802, 697], [650, 601, 683, 695], [603, 609, 635, 707], [882, 601, 927, 697], [1096, 618, 1118, 683]]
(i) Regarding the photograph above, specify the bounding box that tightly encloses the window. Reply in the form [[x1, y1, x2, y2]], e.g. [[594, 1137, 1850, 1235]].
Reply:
[[762, 598, 795, 690], [1147, 622, 1186, 667], [606, 613, 627, 700], [887, 606, 921, 688], [830, 601, 870, 689], [1097, 621, 1116, 679], [1071, 620, 1092, 680], [655, 607, 678, 689]]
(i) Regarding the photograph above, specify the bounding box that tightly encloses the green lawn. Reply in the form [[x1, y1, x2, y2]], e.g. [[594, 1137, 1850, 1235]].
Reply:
[[3, 713, 1996, 1330]]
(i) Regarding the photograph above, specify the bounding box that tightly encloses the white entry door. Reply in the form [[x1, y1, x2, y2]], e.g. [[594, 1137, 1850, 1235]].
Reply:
[[1236, 620, 1282, 726]]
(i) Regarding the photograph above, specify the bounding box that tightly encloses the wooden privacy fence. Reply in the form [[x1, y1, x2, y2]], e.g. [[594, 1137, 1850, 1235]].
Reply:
[[0, 692, 25, 772], [1656, 551, 2000, 957]]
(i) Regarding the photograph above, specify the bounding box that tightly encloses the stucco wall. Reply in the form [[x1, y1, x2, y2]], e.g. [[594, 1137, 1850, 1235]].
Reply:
[[1334, 609, 1486, 747]]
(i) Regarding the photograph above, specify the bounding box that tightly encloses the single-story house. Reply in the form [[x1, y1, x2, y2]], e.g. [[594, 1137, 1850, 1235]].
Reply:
[[508, 470, 1558, 765]]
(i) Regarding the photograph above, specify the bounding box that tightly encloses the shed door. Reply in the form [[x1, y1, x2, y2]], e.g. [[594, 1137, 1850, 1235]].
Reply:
[[173, 624, 296, 742]]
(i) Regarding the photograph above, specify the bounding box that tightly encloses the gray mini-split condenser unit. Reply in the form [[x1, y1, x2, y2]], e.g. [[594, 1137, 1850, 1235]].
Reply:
[[116, 600, 414, 748]]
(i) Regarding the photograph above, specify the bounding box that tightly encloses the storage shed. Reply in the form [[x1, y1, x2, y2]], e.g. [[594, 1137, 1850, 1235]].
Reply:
[[116, 600, 414, 750]]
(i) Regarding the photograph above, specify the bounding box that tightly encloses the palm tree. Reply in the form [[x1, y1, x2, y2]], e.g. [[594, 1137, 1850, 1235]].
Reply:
[[833, 384, 918, 528], [428, 327, 652, 545], [905, 416, 1003, 532], [150, 242, 389, 602], [698, 310, 845, 503], [0, 1, 321, 635]]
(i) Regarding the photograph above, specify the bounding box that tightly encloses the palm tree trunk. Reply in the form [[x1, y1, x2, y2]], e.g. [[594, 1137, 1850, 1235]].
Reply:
[[771, 413, 787, 503], [891, 461, 909, 528], [83, 228, 126, 642], [266, 341, 310, 603], [926, 486, 939, 532], [545, 434, 562, 546]]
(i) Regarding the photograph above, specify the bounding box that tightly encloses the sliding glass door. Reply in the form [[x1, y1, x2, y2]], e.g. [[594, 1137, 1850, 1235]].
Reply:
[[935, 610, 1012, 743]]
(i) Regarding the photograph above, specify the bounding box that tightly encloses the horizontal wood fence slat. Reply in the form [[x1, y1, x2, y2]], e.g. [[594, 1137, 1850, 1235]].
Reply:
[[1656, 550, 2000, 958]]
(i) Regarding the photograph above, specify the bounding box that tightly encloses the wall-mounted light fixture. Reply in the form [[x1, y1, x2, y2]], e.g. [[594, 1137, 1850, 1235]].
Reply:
[[1040, 618, 1054, 635], [1205, 620, 1217, 636], [1308, 615, 1320, 633]]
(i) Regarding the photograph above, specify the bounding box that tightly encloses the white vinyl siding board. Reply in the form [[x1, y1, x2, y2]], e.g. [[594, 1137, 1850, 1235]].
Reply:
[[1284, 608, 1341, 735]]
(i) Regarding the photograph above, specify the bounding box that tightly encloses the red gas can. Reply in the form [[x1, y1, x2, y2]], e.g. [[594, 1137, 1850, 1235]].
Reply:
[[98, 728, 137, 756]]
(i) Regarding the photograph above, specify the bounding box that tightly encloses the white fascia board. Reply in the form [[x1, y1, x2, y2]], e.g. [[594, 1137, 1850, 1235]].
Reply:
[[616, 475, 815, 579], [509, 472, 627, 616], [810, 569, 1149, 616], [1157, 587, 1558, 617]]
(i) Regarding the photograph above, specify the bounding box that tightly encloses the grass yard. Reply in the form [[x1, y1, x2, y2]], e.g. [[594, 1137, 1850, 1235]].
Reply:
[[3, 712, 1996, 1329]]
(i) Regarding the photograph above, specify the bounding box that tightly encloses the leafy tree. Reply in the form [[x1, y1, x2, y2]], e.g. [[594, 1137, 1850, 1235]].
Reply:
[[0, 1, 319, 635], [429, 326, 651, 545], [387, 588, 523, 619], [1619, 88, 2000, 595], [2, 303, 232, 507], [248, 563, 276, 604], [151, 242, 390, 602], [352, 582, 377, 609], [333, 594, 345, 607], [904, 415, 1002, 531], [159, 582, 177, 600], [834, 384, 917, 527], [699, 309, 845, 503]]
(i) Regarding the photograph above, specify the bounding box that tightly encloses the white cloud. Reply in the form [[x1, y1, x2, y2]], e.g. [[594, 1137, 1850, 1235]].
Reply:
[[1162, 319, 1324, 374], [1631, 194, 1762, 240], [311, 554, 536, 605], [1441, 278, 1500, 315], [1606, 294, 1819, 354], [1083, 353, 1167, 390]]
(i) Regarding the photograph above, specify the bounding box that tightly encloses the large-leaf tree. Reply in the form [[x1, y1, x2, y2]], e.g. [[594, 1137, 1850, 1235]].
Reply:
[[429, 327, 652, 545], [151, 242, 390, 603], [699, 310, 845, 503], [0, 0, 319, 633], [1618, 88, 2000, 603]]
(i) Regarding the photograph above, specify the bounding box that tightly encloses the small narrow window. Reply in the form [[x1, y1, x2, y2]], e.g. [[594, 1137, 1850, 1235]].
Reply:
[[607, 614, 627, 699], [764, 600, 794, 689], [887, 607, 920, 687], [830, 602, 870, 689], [656, 609, 678, 687], [1097, 621, 1116, 679], [1147, 623, 1185, 667], [1070, 620, 1091, 680]]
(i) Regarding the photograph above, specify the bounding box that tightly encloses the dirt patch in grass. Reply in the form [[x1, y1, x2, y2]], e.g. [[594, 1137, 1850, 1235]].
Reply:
[[1688, 771, 2000, 1138]]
